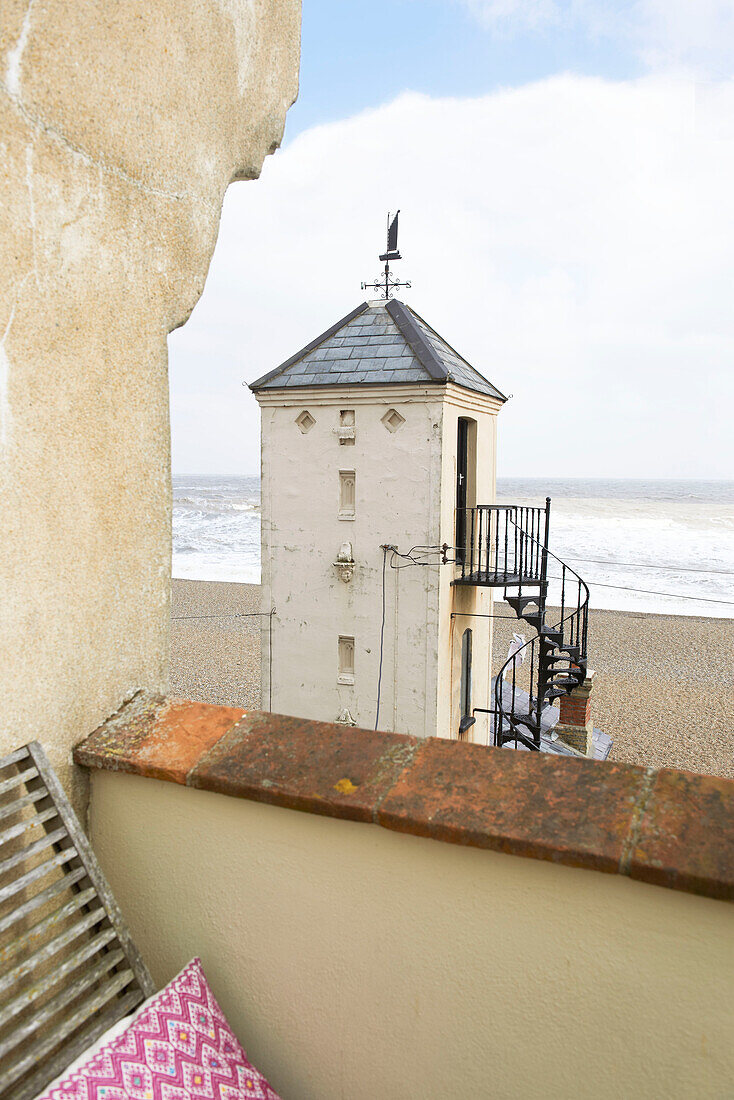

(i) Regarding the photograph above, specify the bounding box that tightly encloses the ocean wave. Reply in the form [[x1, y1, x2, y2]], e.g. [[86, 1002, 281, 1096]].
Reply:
[[174, 498, 260, 515], [173, 555, 261, 585], [172, 476, 734, 617]]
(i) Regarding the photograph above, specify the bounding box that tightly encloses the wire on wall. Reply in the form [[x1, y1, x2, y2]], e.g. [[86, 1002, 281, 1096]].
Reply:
[[269, 607, 275, 712], [375, 547, 388, 730], [388, 546, 450, 569]]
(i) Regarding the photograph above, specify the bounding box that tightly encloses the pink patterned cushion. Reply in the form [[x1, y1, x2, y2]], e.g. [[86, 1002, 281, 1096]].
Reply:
[[37, 957, 281, 1099]]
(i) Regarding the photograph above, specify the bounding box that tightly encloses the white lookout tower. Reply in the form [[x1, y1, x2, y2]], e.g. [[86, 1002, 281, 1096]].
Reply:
[[249, 297, 507, 743]]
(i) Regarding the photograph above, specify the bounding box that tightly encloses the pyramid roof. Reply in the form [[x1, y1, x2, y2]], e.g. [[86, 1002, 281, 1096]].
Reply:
[[249, 299, 506, 402]]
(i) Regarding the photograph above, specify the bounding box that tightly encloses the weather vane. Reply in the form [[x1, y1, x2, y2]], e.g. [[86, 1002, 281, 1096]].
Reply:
[[361, 211, 411, 300]]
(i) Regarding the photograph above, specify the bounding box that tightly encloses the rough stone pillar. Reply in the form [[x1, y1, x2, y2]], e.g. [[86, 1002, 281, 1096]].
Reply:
[[555, 669, 595, 757], [0, 1, 300, 812]]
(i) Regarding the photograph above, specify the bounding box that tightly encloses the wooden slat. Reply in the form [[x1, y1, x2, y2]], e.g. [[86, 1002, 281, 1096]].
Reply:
[[0, 746, 30, 770], [0, 826, 68, 878], [0, 886, 97, 966], [0, 905, 106, 997], [0, 957, 132, 1061], [0, 787, 47, 824], [6, 988, 143, 1100], [0, 809, 61, 858], [2, 982, 141, 1094], [26, 743, 155, 998], [0, 767, 40, 798], [0, 926, 118, 1026], [0, 865, 86, 937], [0, 805, 59, 849], [0, 845, 77, 905], [0, 742, 156, 1099]]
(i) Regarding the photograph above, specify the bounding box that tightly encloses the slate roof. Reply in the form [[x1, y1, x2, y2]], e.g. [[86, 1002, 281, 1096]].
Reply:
[[249, 299, 507, 401]]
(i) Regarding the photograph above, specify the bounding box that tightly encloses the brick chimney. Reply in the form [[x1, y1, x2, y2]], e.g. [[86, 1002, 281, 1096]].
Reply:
[[555, 669, 595, 756]]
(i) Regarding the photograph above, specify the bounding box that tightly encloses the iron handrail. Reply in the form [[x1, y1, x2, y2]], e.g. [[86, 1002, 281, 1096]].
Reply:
[[493, 509, 590, 750], [455, 504, 547, 582]]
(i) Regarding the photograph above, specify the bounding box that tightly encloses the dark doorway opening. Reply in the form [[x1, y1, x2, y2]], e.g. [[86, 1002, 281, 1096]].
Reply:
[[456, 418, 469, 563]]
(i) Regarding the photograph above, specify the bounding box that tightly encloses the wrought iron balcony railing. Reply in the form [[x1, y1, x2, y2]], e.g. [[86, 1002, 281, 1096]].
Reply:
[[453, 501, 550, 589], [452, 499, 590, 752]]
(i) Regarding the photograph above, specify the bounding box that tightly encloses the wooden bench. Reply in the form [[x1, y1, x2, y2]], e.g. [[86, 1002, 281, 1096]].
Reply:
[[0, 742, 154, 1099]]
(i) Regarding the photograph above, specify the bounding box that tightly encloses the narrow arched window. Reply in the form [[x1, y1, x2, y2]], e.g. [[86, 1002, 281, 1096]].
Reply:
[[338, 470, 356, 519], [460, 628, 472, 719]]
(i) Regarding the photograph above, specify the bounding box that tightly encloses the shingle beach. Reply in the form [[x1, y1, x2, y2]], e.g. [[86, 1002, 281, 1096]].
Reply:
[[171, 579, 733, 780]]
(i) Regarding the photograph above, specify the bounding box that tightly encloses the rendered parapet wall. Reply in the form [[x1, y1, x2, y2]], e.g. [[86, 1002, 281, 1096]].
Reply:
[[78, 702, 734, 1100], [0, 1, 300, 812]]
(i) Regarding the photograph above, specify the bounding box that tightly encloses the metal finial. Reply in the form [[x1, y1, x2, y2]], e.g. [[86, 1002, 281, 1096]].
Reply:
[[361, 211, 412, 300]]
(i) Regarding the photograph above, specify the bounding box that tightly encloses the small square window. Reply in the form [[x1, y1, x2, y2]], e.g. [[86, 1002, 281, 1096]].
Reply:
[[296, 410, 316, 434], [337, 409, 355, 445], [381, 408, 405, 433]]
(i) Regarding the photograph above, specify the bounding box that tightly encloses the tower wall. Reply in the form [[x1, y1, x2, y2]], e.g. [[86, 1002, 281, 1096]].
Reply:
[[258, 384, 446, 738]]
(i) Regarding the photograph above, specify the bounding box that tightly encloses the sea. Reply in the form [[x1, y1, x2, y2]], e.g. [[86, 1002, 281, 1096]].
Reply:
[[172, 476, 734, 619]]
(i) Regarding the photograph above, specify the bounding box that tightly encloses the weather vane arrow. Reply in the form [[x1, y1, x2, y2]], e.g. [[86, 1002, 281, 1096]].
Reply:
[[361, 210, 411, 300]]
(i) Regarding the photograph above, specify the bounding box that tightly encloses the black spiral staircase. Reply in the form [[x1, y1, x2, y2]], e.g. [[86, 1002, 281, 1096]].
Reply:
[[452, 500, 590, 751]]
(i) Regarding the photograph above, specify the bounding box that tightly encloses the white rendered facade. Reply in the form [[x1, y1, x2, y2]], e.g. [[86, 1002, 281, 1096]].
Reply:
[[255, 378, 502, 742]]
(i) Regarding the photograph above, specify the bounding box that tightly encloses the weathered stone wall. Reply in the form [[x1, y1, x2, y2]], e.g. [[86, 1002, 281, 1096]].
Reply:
[[0, 1, 300, 811]]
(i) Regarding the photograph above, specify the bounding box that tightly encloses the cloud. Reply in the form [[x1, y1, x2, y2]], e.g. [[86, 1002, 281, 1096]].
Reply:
[[169, 74, 734, 479], [456, 0, 734, 78], [637, 0, 734, 78], [457, 0, 569, 34]]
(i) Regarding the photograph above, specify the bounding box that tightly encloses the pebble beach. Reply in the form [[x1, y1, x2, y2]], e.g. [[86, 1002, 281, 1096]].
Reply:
[[171, 578, 734, 780]]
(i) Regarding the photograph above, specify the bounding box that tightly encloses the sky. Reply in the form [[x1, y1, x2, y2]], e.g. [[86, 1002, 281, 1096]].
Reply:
[[169, 0, 734, 478]]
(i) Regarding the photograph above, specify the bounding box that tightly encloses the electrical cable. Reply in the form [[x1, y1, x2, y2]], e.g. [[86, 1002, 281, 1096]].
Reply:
[[451, 612, 524, 620], [537, 575, 734, 607], [375, 547, 388, 730], [269, 607, 274, 712], [171, 607, 276, 710], [577, 580, 734, 606], [563, 556, 734, 576], [441, 543, 734, 577], [171, 611, 274, 621], [436, 545, 734, 607], [388, 545, 450, 569]]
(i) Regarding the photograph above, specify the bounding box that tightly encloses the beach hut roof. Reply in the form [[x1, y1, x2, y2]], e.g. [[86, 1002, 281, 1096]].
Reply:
[[248, 299, 507, 400]]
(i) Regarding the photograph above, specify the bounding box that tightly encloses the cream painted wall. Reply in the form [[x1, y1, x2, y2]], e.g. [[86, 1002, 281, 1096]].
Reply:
[[90, 769, 734, 1100], [257, 380, 502, 741], [258, 384, 445, 737], [437, 385, 501, 744], [0, 1, 300, 810]]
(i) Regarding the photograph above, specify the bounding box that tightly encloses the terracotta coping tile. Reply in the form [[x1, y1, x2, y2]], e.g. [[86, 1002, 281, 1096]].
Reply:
[[627, 768, 734, 901], [376, 738, 648, 875], [75, 694, 246, 785], [188, 711, 419, 824], [73, 697, 734, 902]]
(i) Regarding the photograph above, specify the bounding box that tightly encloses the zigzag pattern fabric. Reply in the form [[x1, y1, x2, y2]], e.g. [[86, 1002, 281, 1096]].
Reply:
[[38, 957, 280, 1100]]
